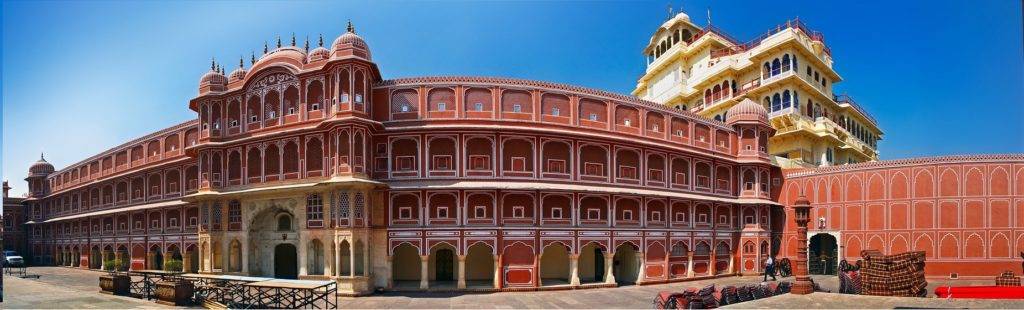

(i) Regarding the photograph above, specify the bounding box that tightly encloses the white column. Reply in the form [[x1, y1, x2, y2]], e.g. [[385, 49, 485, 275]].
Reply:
[[349, 239, 357, 277], [299, 237, 309, 276], [604, 255, 616, 284], [386, 255, 394, 288], [334, 239, 341, 277], [569, 254, 580, 286], [493, 256, 501, 289], [457, 255, 466, 289], [419, 255, 429, 289], [636, 252, 646, 284], [686, 252, 694, 278]]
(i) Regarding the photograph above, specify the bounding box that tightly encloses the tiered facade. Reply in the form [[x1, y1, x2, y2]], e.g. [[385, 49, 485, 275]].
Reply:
[[633, 11, 882, 168], [10, 19, 1024, 295], [18, 25, 778, 294]]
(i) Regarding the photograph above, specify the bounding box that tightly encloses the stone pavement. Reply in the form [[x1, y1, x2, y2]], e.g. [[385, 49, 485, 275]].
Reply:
[[2, 267, 171, 309], [3, 267, 1024, 309]]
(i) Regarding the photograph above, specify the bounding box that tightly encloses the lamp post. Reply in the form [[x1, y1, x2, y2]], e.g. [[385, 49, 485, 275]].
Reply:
[[791, 195, 815, 295]]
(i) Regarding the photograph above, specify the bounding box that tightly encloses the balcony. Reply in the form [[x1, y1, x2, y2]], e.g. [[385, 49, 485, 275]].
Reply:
[[834, 94, 878, 127]]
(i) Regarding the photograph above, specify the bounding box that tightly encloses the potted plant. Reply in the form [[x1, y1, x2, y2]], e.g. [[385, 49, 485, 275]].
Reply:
[[154, 259, 192, 306], [99, 258, 130, 295]]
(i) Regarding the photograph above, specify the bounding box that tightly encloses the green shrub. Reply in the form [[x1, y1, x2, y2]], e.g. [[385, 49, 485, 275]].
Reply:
[[103, 259, 117, 272], [163, 259, 183, 272]]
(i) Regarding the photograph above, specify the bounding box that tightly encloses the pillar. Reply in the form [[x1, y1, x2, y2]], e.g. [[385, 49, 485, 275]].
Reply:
[[493, 256, 501, 289], [636, 252, 646, 284], [419, 255, 430, 289], [709, 248, 716, 276], [686, 252, 694, 278], [457, 255, 467, 289], [604, 254, 616, 284], [386, 255, 394, 288], [146, 251, 156, 270], [350, 239, 357, 277], [791, 195, 815, 294], [569, 254, 580, 286], [728, 251, 735, 274], [363, 239, 370, 277], [299, 237, 309, 276], [325, 240, 335, 277], [182, 251, 192, 273], [241, 237, 250, 273], [334, 240, 341, 277]]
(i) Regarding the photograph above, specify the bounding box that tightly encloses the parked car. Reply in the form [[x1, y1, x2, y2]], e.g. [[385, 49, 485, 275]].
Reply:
[[3, 250, 24, 267]]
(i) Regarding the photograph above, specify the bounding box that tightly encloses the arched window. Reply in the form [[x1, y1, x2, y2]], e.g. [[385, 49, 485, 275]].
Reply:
[[771, 59, 781, 76], [782, 54, 791, 72], [782, 90, 791, 109], [793, 92, 799, 109], [763, 62, 770, 79], [771, 93, 781, 112], [792, 57, 798, 72], [277, 214, 291, 231]]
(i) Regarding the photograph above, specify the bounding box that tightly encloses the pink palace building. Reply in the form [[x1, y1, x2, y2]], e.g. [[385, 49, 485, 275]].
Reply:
[[9, 23, 1024, 295]]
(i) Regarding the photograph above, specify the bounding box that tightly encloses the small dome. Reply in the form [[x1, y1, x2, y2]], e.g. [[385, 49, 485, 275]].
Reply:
[[331, 21, 371, 60], [307, 46, 330, 62], [199, 70, 227, 86], [29, 154, 54, 175], [725, 98, 769, 125], [661, 12, 691, 29], [256, 46, 307, 67], [229, 67, 247, 82]]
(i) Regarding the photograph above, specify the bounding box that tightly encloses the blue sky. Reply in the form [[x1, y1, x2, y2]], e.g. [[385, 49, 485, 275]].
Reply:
[[2, 1, 1022, 196]]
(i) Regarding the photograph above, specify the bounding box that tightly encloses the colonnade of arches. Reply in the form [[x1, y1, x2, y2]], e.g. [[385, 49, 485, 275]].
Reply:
[[388, 239, 741, 290], [52, 243, 199, 272]]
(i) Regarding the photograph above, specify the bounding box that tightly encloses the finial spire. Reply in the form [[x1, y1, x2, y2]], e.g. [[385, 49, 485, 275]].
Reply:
[[251, 51, 256, 65], [264, 41, 269, 54], [210, 57, 216, 71], [276, 35, 282, 48], [347, 20, 355, 33], [40, 152, 45, 160], [291, 33, 296, 46], [318, 34, 324, 47], [304, 35, 309, 51], [667, 3, 673, 19], [239, 56, 244, 68]]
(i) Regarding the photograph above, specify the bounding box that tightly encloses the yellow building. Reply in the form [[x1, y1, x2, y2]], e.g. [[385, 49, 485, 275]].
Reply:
[[633, 11, 882, 168]]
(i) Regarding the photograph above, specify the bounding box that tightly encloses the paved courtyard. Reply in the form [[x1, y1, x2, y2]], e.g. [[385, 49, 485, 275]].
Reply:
[[3, 267, 1023, 309]]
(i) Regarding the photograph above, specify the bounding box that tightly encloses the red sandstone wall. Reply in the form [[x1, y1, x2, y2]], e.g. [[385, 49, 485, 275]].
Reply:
[[777, 155, 1024, 279]]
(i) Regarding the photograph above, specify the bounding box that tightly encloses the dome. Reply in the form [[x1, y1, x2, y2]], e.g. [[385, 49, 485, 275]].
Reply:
[[307, 46, 330, 62], [725, 98, 769, 125], [199, 69, 227, 86], [29, 154, 54, 176], [255, 46, 308, 67], [229, 67, 247, 82], [331, 21, 372, 60], [660, 12, 691, 29]]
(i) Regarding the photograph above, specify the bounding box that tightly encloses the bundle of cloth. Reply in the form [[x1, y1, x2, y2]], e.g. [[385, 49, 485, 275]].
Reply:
[[995, 270, 1021, 287], [658, 282, 790, 309], [838, 259, 863, 294], [859, 250, 928, 297]]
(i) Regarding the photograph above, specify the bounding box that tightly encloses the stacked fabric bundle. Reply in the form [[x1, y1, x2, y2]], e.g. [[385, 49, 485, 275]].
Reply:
[[698, 284, 719, 308], [995, 271, 1021, 287], [859, 250, 928, 297], [774, 281, 791, 294], [838, 259, 863, 294], [719, 286, 739, 306]]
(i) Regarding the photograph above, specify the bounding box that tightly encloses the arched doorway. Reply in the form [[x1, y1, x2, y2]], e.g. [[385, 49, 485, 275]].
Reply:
[[809, 233, 838, 275], [274, 243, 298, 279], [429, 243, 456, 287], [307, 239, 325, 276], [464, 243, 494, 288], [186, 244, 199, 273], [539, 243, 570, 286], [229, 239, 242, 272], [613, 243, 640, 285], [149, 245, 164, 270], [391, 243, 420, 288], [579, 242, 606, 284]]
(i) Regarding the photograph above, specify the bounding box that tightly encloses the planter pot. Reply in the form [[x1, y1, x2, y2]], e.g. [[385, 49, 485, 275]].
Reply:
[[154, 280, 194, 306], [99, 274, 130, 296]]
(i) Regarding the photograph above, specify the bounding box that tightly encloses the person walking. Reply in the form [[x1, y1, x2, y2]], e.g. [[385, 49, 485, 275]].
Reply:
[[763, 256, 776, 282]]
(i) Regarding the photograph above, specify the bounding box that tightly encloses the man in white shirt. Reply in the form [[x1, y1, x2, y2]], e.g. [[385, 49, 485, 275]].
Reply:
[[763, 256, 776, 282]]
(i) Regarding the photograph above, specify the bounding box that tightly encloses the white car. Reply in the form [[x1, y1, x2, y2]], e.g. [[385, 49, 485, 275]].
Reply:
[[3, 250, 24, 267]]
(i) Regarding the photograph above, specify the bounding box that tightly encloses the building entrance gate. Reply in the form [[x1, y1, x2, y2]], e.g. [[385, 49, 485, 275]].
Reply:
[[274, 244, 298, 279], [809, 233, 837, 275]]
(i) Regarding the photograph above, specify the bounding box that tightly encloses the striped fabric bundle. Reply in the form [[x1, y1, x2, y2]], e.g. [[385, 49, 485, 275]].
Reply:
[[839, 270, 862, 294], [859, 250, 927, 297], [698, 284, 718, 309], [720, 286, 739, 306], [995, 271, 1021, 287]]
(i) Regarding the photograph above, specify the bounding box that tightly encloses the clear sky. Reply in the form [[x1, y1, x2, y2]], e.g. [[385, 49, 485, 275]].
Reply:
[[2, 1, 1022, 197]]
